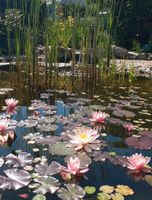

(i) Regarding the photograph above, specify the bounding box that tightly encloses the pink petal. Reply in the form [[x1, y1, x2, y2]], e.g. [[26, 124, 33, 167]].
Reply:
[[18, 194, 29, 199]]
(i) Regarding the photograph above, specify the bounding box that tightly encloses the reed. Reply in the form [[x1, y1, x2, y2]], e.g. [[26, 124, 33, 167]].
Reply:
[[3, 0, 126, 94]]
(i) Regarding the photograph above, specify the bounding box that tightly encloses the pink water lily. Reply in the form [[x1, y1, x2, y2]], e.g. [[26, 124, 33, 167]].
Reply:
[[124, 124, 135, 132], [126, 153, 151, 172], [62, 157, 89, 176], [67, 126, 100, 151], [90, 111, 109, 124], [0, 119, 15, 144], [0, 119, 8, 135], [5, 98, 19, 114]]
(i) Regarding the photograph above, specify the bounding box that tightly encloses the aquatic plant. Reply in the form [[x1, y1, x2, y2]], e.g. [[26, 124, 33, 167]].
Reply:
[[62, 157, 89, 176], [67, 126, 101, 152], [126, 153, 151, 172], [4, 98, 19, 114], [0, 118, 8, 135], [123, 123, 135, 132], [125, 131, 152, 150], [90, 111, 109, 124], [0, 91, 151, 200]]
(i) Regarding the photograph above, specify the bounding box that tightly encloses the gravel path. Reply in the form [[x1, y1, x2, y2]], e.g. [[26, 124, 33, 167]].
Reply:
[[115, 59, 152, 78]]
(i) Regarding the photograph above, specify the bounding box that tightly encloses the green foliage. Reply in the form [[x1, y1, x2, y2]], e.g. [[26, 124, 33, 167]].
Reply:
[[32, 194, 46, 200], [84, 186, 96, 194], [114, 0, 152, 50]]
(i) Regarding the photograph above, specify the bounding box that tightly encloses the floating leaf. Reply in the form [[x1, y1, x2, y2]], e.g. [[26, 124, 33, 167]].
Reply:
[[44, 117, 55, 124], [37, 124, 58, 132], [113, 110, 136, 118], [32, 194, 46, 200], [97, 192, 110, 200], [49, 142, 75, 156], [0, 169, 31, 190], [115, 185, 134, 196], [111, 193, 124, 200], [35, 136, 61, 145], [90, 105, 106, 111], [33, 176, 60, 194], [99, 185, 114, 194], [84, 186, 96, 194], [57, 184, 85, 200], [144, 175, 152, 186], [35, 161, 61, 176], [6, 152, 33, 167], [107, 118, 123, 125], [125, 135, 152, 150], [25, 120, 38, 128], [23, 133, 41, 141]]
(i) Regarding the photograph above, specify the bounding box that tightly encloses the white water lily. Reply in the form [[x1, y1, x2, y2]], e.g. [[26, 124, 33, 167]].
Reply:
[[67, 127, 101, 152]]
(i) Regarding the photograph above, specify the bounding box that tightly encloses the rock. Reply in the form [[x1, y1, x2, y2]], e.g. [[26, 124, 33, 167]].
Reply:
[[37, 45, 45, 54], [38, 55, 45, 62], [137, 53, 149, 60], [0, 57, 5, 62], [127, 51, 139, 59], [112, 46, 128, 59], [148, 54, 152, 60]]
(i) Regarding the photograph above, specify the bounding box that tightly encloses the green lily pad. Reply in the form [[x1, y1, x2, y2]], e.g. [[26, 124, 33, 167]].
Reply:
[[84, 186, 96, 194], [111, 193, 124, 200], [97, 192, 110, 200], [32, 194, 46, 200]]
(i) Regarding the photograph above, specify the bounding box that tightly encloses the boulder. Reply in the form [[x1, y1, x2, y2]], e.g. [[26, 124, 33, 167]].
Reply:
[[0, 57, 5, 62], [137, 53, 149, 60], [148, 54, 152, 60], [112, 46, 128, 59], [127, 51, 139, 59]]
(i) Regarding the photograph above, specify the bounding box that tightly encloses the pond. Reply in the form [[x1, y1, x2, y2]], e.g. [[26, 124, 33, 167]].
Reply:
[[0, 78, 152, 200]]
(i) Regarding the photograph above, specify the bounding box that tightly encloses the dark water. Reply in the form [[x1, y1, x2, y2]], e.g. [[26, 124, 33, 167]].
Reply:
[[0, 77, 152, 200]]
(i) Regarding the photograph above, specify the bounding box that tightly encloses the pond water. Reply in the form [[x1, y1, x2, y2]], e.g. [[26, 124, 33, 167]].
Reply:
[[0, 77, 152, 200]]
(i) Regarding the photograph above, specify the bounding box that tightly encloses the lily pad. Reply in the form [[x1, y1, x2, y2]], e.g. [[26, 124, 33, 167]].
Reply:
[[144, 175, 152, 186], [33, 176, 60, 194], [99, 185, 114, 194], [35, 161, 61, 176], [0, 169, 31, 190], [32, 194, 46, 200], [57, 184, 85, 200], [113, 110, 136, 118], [84, 186, 96, 194], [5, 152, 33, 167], [90, 105, 107, 111], [125, 135, 152, 150], [111, 193, 124, 200], [49, 142, 75, 156], [115, 185, 134, 196], [97, 192, 110, 200], [37, 124, 58, 132]]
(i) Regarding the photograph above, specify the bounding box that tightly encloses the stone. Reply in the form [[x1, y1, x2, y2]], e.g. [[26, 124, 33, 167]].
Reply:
[[127, 51, 139, 59], [0, 57, 5, 62], [148, 54, 152, 60], [112, 46, 128, 59], [137, 53, 149, 60]]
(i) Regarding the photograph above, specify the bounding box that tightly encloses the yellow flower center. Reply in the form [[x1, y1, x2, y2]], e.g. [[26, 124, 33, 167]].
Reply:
[[79, 133, 88, 139]]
